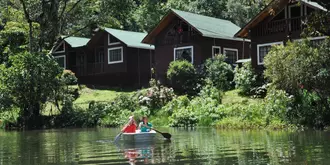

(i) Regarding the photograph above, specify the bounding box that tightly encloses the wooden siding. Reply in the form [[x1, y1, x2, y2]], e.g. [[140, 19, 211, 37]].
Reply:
[[249, 2, 320, 69], [154, 18, 250, 82], [53, 30, 154, 87]]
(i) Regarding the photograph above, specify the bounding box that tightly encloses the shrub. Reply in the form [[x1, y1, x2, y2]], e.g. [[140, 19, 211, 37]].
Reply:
[[233, 62, 257, 95], [167, 60, 200, 96], [264, 88, 292, 124], [138, 81, 176, 110], [203, 55, 234, 91], [289, 90, 330, 128], [61, 70, 78, 85], [198, 79, 223, 104]]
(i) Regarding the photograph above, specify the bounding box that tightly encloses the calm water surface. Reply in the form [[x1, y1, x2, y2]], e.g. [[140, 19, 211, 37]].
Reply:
[[1, 128, 330, 165]]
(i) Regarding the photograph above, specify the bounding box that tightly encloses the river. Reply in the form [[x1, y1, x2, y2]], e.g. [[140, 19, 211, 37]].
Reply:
[[0, 128, 330, 165]]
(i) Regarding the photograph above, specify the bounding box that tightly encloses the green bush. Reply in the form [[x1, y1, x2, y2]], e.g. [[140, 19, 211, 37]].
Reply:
[[264, 88, 292, 124], [264, 39, 330, 128], [61, 70, 78, 85], [233, 62, 257, 95], [198, 79, 223, 104], [138, 80, 176, 110], [167, 60, 200, 96], [203, 55, 234, 91]]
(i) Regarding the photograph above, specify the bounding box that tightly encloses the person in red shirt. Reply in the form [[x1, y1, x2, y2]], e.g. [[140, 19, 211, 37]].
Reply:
[[121, 116, 137, 133]]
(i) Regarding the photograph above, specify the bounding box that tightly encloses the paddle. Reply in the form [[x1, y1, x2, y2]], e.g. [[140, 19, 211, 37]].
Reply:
[[152, 128, 172, 140], [114, 132, 122, 143], [142, 124, 171, 140]]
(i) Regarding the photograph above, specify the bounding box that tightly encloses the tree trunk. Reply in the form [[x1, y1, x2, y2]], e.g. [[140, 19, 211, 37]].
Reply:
[[28, 21, 33, 53]]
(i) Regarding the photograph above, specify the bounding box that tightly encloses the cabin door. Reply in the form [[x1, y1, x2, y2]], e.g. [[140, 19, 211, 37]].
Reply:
[[288, 5, 302, 31], [77, 52, 86, 76]]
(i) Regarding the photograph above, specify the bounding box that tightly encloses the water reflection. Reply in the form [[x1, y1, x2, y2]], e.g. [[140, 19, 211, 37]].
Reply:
[[1, 128, 330, 165], [115, 142, 156, 165]]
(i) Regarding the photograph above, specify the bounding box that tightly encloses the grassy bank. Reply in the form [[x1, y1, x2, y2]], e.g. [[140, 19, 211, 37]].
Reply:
[[35, 87, 292, 130]]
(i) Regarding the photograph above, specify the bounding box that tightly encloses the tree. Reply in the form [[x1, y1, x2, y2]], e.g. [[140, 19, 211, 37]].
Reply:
[[0, 52, 63, 128], [134, 0, 167, 32], [226, 0, 267, 27], [264, 40, 330, 98], [203, 55, 234, 91]]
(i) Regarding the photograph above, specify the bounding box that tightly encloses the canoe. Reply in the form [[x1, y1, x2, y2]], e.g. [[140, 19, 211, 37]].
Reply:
[[122, 130, 157, 143]]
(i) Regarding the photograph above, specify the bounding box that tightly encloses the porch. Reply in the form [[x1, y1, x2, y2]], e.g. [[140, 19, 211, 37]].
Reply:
[[254, 16, 306, 37]]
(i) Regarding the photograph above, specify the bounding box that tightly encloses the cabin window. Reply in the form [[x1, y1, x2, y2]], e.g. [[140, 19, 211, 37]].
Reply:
[[223, 48, 238, 65], [108, 47, 123, 64], [212, 46, 221, 57], [54, 55, 66, 68], [53, 42, 65, 53], [257, 42, 283, 65], [108, 34, 120, 45], [174, 46, 193, 63]]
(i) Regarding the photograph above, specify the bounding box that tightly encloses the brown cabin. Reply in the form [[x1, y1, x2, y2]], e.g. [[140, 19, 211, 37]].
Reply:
[[52, 28, 155, 87], [142, 9, 250, 82], [235, 0, 327, 70]]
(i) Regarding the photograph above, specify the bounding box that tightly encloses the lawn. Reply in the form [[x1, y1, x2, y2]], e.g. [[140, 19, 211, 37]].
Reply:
[[222, 89, 261, 105], [74, 86, 135, 108]]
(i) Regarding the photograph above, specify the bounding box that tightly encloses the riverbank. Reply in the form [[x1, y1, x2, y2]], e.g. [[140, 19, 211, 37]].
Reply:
[[0, 85, 294, 130]]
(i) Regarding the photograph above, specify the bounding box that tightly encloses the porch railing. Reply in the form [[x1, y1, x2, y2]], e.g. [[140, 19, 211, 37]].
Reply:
[[255, 16, 306, 37]]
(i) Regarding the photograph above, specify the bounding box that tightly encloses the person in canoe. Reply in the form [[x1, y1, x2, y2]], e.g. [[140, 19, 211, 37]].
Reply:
[[139, 116, 152, 132], [121, 116, 137, 133]]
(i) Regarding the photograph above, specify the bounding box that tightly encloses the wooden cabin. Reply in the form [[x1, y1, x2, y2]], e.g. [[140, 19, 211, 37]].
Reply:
[[235, 0, 327, 70], [52, 28, 154, 87], [142, 9, 250, 82], [52, 36, 90, 72]]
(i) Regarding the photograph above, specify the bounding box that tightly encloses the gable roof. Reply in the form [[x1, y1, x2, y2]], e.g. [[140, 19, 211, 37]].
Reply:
[[235, 0, 326, 38], [63, 36, 90, 48], [142, 9, 247, 44], [104, 28, 154, 50]]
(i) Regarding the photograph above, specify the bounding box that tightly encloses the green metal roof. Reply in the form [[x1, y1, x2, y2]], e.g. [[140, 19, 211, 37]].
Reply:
[[104, 28, 155, 50], [302, 0, 327, 11], [63, 36, 90, 48], [171, 9, 243, 41]]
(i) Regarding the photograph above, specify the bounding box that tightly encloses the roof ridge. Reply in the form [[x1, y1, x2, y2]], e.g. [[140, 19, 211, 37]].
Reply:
[[104, 27, 147, 35], [171, 8, 233, 23]]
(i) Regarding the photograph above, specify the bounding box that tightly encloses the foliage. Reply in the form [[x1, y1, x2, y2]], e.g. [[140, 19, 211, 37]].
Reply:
[[167, 60, 200, 96], [226, 0, 267, 27], [0, 52, 63, 128], [61, 70, 78, 85], [199, 79, 223, 104], [264, 88, 292, 124], [168, 96, 198, 127], [289, 90, 330, 128], [265, 39, 330, 128], [233, 62, 257, 95], [203, 55, 234, 91], [265, 40, 330, 96], [138, 84, 176, 110]]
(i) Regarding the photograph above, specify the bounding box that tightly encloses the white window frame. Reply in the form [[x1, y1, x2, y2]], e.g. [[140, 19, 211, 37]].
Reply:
[[173, 46, 194, 64], [108, 34, 120, 46], [212, 46, 221, 58], [53, 41, 65, 54], [54, 55, 66, 68], [223, 48, 239, 64], [257, 41, 283, 65], [108, 47, 123, 64]]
